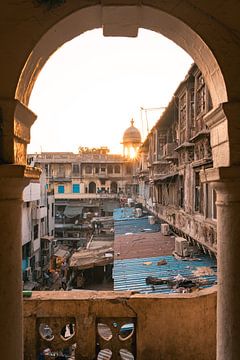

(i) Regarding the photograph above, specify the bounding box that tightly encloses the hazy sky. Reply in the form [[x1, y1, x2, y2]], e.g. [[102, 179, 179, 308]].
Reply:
[[28, 28, 192, 154]]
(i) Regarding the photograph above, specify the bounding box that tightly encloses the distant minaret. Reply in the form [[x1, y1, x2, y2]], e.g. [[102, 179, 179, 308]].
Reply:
[[122, 119, 141, 158]]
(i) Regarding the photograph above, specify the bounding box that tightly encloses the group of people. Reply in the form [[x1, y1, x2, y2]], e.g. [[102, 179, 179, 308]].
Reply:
[[43, 260, 69, 290]]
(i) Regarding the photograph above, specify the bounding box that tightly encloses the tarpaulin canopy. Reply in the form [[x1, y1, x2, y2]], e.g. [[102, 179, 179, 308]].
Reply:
[[69, 246, 114, 269], [64, 206, 83, 218], [53, 248, 70, 258]]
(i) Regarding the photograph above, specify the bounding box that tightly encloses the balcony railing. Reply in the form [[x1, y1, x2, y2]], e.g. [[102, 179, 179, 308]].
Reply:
[[55, 193, 120, 200], [24, 288, 217, 360], [162, 142, 178, 159]]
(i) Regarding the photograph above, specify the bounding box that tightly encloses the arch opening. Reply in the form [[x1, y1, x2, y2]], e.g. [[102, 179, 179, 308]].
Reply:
[[16, 4, 227, 109]]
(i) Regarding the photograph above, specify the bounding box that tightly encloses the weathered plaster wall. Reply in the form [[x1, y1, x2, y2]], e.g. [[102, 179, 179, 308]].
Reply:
[[155, 204, 217, 254], [24, 287, 217, 360]]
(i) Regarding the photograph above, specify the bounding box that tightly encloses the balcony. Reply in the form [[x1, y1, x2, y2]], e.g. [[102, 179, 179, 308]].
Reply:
[[52, 175, 72, 182], [32, 206, 48, 219], [55, 193, 119, 200], [24, 288, 216, 359], [162, 142, 178, 160]]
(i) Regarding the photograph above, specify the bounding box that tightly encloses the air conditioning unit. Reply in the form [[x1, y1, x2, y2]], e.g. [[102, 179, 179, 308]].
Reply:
[[175, 237, 189, 257], [161, 223, 170, 235]]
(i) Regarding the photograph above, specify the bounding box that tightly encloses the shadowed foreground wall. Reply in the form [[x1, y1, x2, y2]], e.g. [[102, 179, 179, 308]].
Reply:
[[24, 287, 217, 360]]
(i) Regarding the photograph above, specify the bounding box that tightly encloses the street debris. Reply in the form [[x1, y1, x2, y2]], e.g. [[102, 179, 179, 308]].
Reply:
[[157, 259, 167, 266], [145, 273, 215, 293]]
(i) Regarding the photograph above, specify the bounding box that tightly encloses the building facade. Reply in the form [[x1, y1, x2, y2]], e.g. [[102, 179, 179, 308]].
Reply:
[[1, 2, 240, 359], [29, 149, 135, 245], [22, 170, 55, 287], [137, 64, 217, 255]]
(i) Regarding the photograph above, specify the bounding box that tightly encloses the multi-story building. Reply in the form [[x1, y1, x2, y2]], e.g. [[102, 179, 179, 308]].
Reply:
[[22, 170, 55, 287], [29, 148, 135, 245], [137, 63, 217, 255]]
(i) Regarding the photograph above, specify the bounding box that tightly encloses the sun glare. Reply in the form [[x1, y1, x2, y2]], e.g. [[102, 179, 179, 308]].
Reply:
[[129, 147, 137, 159], [28, 29, 192, 154]]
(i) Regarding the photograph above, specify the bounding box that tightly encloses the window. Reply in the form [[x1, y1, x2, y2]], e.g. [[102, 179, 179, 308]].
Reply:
[[126, 165, 132, 174], [95, 166, 99, 174], [72, 164, 79, 175], [114, 165, 120, 173], [58, 164, 65, 177], [100, 167, 106, 172], [179, 93, 187, 144], [206, 184, 217, 220], [85, 165, 92, 174], [179, 176, 184, 208], [72, 183, 80, 193], [157, 184, 163, 204], [45, 164, 49, 176], [196, 74, 206, 116], [107, 165, 113, 174], [212, 189, 217, 219], [33, 224, 39, 240], [58, 185, 65, 194], [194, 172, 203, 213], [52, 203, 54, 218]]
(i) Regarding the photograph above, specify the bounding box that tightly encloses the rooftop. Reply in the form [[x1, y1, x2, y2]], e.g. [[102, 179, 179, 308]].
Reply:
[[113, 254, 217, 294], [113, 207, 217, 295]]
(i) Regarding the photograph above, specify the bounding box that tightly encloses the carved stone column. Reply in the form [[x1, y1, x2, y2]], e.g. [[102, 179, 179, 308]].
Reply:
[[203, 102, 240, 167], [201, 166, 240, 360], [0, 165, 40, 359], [0, 98, 36, 164]]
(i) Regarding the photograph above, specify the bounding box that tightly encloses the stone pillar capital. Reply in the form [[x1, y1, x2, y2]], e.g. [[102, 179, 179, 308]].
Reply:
[[0, 98, 37, 164], [200, 166, 240, 203], [203, 101, 240, 129], [203, 101, 240, 167], [0, 164, 41, 199]]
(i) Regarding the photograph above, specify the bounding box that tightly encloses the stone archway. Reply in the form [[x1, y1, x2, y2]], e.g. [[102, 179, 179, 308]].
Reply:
[[89, 181, 97, 194], [1, 2, 240, 360], [17, 5, 228, 108], [110, 181, 118, 194]]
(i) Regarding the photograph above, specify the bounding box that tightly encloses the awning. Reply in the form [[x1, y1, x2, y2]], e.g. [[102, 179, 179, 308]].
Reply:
[[53, 249, 70, 258], [64, 205, 83, 218], [69, 246, 114, 270], [41, 235, 54, 241], [154, 172, 178, 182]]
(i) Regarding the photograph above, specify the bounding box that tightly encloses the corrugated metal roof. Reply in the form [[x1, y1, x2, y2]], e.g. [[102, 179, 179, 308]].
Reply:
[[113, 208, 160, 235], [113, 254, 217, 294], [114, 217, 160, 235], [113, 207, 137, 221]]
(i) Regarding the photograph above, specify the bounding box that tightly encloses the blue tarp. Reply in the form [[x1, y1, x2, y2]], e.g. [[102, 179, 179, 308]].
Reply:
[[113, 208, 160, 235], [113, 254, 217, 294]]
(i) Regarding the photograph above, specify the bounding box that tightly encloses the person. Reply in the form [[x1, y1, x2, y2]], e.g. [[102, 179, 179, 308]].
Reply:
[[61, 260, 68, 277], [61, 276, 67, 290]]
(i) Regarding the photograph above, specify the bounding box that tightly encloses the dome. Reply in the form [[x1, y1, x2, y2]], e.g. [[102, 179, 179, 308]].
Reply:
[[122, 119, 141, 144]]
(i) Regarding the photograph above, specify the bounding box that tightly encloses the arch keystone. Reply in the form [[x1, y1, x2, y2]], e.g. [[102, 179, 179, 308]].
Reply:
[[102, 5, 140, 37]]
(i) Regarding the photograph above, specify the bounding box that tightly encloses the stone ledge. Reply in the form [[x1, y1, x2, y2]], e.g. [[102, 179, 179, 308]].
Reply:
[[25, 286, 217, 301], [0, 164, 41, 179]]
